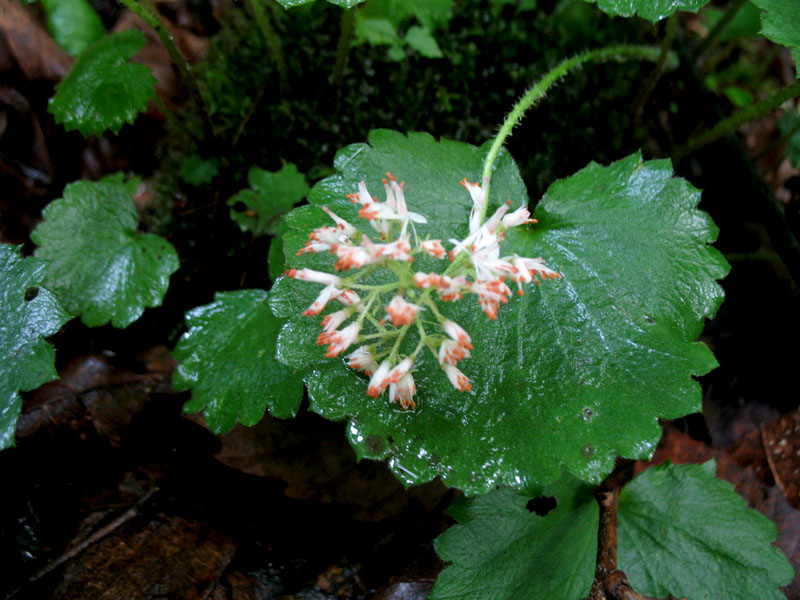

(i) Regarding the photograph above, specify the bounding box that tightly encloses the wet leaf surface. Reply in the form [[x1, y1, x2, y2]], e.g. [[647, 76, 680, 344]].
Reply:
[[272, 131, 728, 494], [0, 244, 70, 450], [32, 179, 179, 328], [586, 0, 710, 22]]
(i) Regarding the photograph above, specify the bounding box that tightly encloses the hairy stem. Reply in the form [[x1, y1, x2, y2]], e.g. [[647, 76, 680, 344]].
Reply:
[[117, 0, 212, 138], [249, 0, 288, 94], [673, 79, 800, 163], [480, 44, 666, 221], [691, 0, 745, 61], [331, 7, 356, 92]]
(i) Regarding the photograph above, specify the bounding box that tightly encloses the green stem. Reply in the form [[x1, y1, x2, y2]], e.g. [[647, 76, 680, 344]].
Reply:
[[249, 0, 288, 94], [630, 15, 677, 131], [673, 80, 800, 163], [691, 0, 745, 61], [117, 0, 212, 138], [480, 44, 665, 221], [331, 7, 356, 92]]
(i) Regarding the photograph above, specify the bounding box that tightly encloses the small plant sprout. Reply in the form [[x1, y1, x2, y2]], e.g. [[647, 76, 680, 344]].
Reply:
[[287, 173, 561, 410]]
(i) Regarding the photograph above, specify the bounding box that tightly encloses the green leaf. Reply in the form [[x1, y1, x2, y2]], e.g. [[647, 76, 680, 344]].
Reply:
[[227, 163, 309, 237], [432, 479, 598, 600], [41, 0, 105, 57], [31, 180, 179, 328], [270, 131, 728, 494], [700, 1, 762, 42], [405, 26, 443, 58], [172, 290, 305, 434], [0, 245, 71, 450], [619, 461, 795, 599], [584, 0, 710, 22], [750, 0, 800, 70], [356, 18, 401, 46], [48, 30, 157, 137], [274, 0, 365, 7], [431, 462, 794, 600], [179, 155, 220, 186]]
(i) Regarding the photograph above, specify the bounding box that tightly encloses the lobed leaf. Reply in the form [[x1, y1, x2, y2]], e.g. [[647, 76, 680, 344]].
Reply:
[[0, 245, 71, 450], [750, 0, 800, 71], [31, 180, 179, 328], [227, 163, 309, 237], [270, 131, 727, 494], [48, 29, 157, 137], [583, 0, 710, 22], [172, 290, 305, 434], [431, 462, 794, 600]]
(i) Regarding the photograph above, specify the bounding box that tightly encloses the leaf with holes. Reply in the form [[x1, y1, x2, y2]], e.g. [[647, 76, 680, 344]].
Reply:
[[584, 0, 709, 22], [430, 462, 794, 600], [0, 245, 71, 450], [31, 180, 179, 328], [227, 163, 309, 237], [173, 290, 305, 434], [48, 29, 156, 136], [270, 130, 728, 494]]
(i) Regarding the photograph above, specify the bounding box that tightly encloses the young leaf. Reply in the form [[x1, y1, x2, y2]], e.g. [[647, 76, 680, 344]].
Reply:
[[172, 290, 304, 434], [750, 0, 800, 71], [31, 180, 179, 328], [583, 0, 709, 22], [405, 26, 443, 58], [41, 0, 105, 57], [0, 245, 71, 450], [179, 155, 220, 186], [432, 479, 598, 600], [270, 130, 728, 494], [618, 461, 796, 600], [227, 163, 309, 237], [431, 462, 794, 600], [48, 30, 157, 137]]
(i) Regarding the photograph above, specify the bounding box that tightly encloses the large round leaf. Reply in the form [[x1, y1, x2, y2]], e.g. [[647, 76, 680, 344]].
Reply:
[[270, 130, 728, 494]]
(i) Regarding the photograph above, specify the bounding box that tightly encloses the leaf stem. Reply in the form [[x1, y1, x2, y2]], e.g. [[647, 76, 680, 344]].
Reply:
[[630, 15, 677, 133], [479, 45, 666, 222], [672, 80, 800, 163], [248, 0, 288, 94], [691, 0, 745, 62], [331, 7, 356, 94], [117, 0, 212, 138]]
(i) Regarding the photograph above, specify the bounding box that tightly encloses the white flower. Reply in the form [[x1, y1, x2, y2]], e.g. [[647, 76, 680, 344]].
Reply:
[[334, 244, 373, 271], [367, 360, 394, 398], [420, 239, 446, 259], [321, 206, 357, 237], [441, 319, 473, 349], [502, 205, 535, 228], [460, 177, 487, 234], [443, 363, 472, 392], [318, 308, 351, 345], [386, 295, 422, 327], [346, 346, 379, 375], [386, 357, 413, 386], [389, 372, 417, 409], [324, 322, 361, 358], [286, 268, 339, 286], [438, 339, 470, 365]]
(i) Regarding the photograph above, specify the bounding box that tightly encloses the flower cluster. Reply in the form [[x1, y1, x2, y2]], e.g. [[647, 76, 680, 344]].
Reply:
[[286, 173, 560, 409]]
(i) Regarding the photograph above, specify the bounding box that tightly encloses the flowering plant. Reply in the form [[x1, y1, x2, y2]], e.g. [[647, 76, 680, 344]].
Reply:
[[287, 173, 560, 409]]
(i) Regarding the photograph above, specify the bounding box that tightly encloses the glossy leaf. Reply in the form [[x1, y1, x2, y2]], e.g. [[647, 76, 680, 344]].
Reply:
[[48, 30, 157, 137], [431, 462, 794, 600], [750, 0, 800, 70], [172, 290, 305, 434], [619, 461, 795, 600], [270, 130, 728, 494], [227, 163, 309, 237], [274, 0, 365, 8], [31, 180, 179, 328], [584, 0, 709, 22], [0, 245, 71, 450], [432, 479, 598, 600], [42, 0, 105, 56]]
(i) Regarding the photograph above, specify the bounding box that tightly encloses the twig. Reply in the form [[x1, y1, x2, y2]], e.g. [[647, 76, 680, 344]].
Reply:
[[6, 487, 158, 599], [583, 462, 685, 600]]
